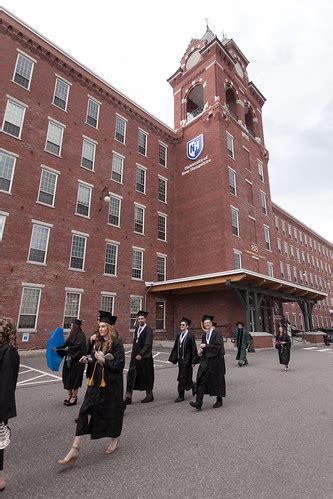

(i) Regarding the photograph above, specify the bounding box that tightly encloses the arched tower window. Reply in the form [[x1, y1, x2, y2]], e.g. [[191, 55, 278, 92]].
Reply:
[[186, 84, 204, 121], [245, 105, 254, 136], [225, 87, 237, 119]]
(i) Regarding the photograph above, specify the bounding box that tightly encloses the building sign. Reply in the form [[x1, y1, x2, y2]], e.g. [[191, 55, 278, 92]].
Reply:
[[22, 332, 30, 342], [186, 134, 204, 160], [181, 155, 212, 176]]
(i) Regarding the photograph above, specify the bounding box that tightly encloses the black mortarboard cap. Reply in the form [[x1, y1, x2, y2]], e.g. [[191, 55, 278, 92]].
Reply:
[[180, 317, 192, 326], [99, 314, 117, 325], [236, 321, 245, 327], [136, 310, 148, 318], [73, 319, 82, 326], [202, 315, 214, 322]]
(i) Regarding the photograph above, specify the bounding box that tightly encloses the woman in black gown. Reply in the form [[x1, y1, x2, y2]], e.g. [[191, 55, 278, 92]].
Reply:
[[275, 325, 291, 371], [54, 319, 87, 406], [58, 314, 125, 465]]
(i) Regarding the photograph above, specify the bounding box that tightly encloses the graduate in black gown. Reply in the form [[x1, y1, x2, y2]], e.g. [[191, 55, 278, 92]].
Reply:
[[54, 319, 87, 406], [275, 325, 291, 371], [0, 317, 20, 492], [124, 310, 154, 404], [58, 314, 125, 465], [190, 315, 226, 410], [168, 317, 197, 402]]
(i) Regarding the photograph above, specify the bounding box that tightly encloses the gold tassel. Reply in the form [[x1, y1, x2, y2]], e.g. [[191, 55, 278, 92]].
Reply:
[[87, 363, 106, 387], [100, 367, 106, 387]]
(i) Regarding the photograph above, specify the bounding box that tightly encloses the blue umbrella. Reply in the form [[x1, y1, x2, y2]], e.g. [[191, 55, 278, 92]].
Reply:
[[46, 327, 65, 371]]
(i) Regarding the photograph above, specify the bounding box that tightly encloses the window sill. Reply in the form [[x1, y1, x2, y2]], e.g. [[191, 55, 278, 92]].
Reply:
[[44, 148, 61, 158], [11, 79, 31, 91], [51, 102, 68, 113], [232, 234, 241, 239], [85, 122, 99, 130], [0, 190, 12, 196], [1, 130, 22, 140], [26, 261, 47, 266], [68, 268, 85, 272], [107, 223, 121, 229], [36, 201, 55, 208], [157, 238, 167, 243], [131, 278, 143, 281], [75, 213, 91, 219], [134, 231, 145, 236], [18, 328, 37, 333], [135, 190, 146, 195], [114, 138, 126, 146], [80, 165, 95, 172], [103, 273, 117, 278], [111, 179, 124, 185], [137, 151, 147, 158]]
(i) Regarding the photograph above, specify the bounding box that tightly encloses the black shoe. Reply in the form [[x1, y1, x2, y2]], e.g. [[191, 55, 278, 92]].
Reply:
[[238, 362, 242, 367], [244, 359, 248, 365], [189, 401, 202, 411], [124, 397, 132, 405], [213, 399, 223, 408], [66, 397, 77, 406], [174, 396, 185, 403], [141, 395, 154, 403], [74, 418, 78, 423]]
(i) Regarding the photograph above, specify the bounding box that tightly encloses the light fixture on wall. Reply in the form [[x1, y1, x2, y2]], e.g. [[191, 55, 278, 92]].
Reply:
[[99, 186, 110, 211]]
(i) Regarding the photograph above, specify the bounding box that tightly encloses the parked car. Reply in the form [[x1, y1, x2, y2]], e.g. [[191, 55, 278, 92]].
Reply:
[[316, 328, 333, 346]]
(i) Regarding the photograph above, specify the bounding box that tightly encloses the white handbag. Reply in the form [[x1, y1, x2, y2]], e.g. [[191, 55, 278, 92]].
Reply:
[[0, 422, 11, 450]]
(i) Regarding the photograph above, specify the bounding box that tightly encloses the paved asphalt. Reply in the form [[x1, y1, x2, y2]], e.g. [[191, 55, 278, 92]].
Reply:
[[2, 341, 333, 498]]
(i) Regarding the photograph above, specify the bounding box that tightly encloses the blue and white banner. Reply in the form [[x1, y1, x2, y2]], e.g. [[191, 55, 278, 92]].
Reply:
[[186, 134, 204, 160]]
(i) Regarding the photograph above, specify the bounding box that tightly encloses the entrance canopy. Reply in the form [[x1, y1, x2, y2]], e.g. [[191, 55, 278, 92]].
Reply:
[[146, 269, 327, 302]]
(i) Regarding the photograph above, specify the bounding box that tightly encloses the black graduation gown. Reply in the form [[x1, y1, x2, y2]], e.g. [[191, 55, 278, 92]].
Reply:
[[235, 328, 252, 361], [0, 345, 20, 421], [275, 334, 291, 366], [194, 331, 226, 397], [126, 325, 154, 391], [76, 338, 125, 439], [57, 330, 87, 390], [168, 331, 197, 392]]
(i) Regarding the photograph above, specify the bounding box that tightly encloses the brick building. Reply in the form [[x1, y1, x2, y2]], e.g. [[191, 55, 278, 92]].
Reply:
[[0, 8, 332, 348]]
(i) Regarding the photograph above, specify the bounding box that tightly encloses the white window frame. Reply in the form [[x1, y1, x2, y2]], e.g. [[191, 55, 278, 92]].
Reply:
[[156, 299, 166, 330], [158, 175, 168, 203], [258, 159, 264, 182], [130, 295, 143, 329], [86, 96, 101, 129], [288, 224, 292, 239], [27, 221, 52, 265], [135, 164, 147, 194], [267, 261, 274, 277], [115, 114, 127, 144], [233, 249, 242, 269], [12, 50, 36, 90], [157, 212, 167, 242], [111, 151, 125, 184], [37, 165, 59, 207], [104, 240, 119, 277], [158, 142, 168, 167], [132, 246, 144, 280], [226, 132, 234, 159], [0, 211, 9, 241], [280, 261, 285, 279], [228, 167, 237, 196], [134, 203, 145, 235], [284, 241, 289, 258], [108, 193, 122, 228], [156, 253, 167, 281], [138, 128, 148, 156], [260, 191, 267, 215], [275, 216, 279, 232], [286, 264, 292, 282], [69, 231, 88, 271], [76, 181, 93, 218], [231, 206, 239, 237], [52, 75, 71, 111], [100, 292, 116, 314], [63, 288, 82, 330], [264, 225, 271, 251], [81, 136, 97, 171], [17, 284, 43, 331], [45, 118, 65, 157], [0, 148, 18, 194], [2, 97, 27, 139]]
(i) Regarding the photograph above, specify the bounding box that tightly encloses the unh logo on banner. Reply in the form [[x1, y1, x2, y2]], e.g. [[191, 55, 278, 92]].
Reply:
[[186, 134, 204, 160]]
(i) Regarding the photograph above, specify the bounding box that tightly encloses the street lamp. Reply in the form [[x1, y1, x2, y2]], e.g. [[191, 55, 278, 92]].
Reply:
[[99, 186, 110, 211]]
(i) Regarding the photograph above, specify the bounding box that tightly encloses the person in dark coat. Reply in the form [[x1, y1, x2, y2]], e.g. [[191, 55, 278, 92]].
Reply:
[[0, 317, 20, 491], [54, 319, 87, 406], [124, 310, 154, 404], [58, 314, 125, 465], [190, 315, 226, 410], [169, 317, 197, 402], [235, 321, 252, 367], [275, 325, 291, 371]]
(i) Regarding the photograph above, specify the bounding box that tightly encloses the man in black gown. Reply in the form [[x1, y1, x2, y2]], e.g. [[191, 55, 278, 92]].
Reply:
[[124, 311, 154, 404], [190, 315, 226, 410], [169, 317, 197, 402]]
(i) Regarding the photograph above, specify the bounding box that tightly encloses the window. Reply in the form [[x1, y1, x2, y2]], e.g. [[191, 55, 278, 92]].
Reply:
[[293, 267, 297, 282], [314, 240, 317, 253], [37, 168, 58, 206], [0, 150, 16, 193], [258, 160, 264, 182], [76, 183, 92, 217], [157, 214, 167, 241], [138, 129, 147, 156], [260, 191, 267, 215], [86, 98, 100, 128], [243, 147, 251, 170], [294, 228, 298, 242], [132, 248, 143, 280], [156, 300, 165, 330], [277, 239, 282, 254], [45, 120, 64, 156], [159, 143, 167, 166], [267, 262, 274, 277], [228, 167, 236, 195], [2, 99, 26, 138], [233, 250, 242, 269], [275, 216, 279, 232], [111, 152, 124, 183], [264, 225, 271, 251], [281, 220, 286, 235], [301, 251, 306, 264], [28, 223, 50, 264], [104, 242, 118, 276], [286, 264, 292, 281], [280, 261, 285, 279], [130, 296, 142, 329], [158, 176, 167, 203], [81, 138, 96, 171], [290, 246, 295, 259], [284, 242, 289, 258], [288, 224, 292, 239], [246, 180, 254, 205], [134, 204, 145, 234], [18, 286, 42, 329], [157, 254, 166, 281], [226, 132, 234, 159], [101, 293, 115, 314], [299, 232, 303, 245], [299, 270, 303, 284], [108, 195, 121, 227], [115, 115, 126, 143], [0, 213, 8, 241], [231, 207, 239, 236], [136, 165, 146, 193], [309, 237, 313, 249], [296, 248, 301, 263], [69, 233, 87, 270], [53, 77, 70, 110], [13, 52, 35, 89], [63, 291, 81, 329]]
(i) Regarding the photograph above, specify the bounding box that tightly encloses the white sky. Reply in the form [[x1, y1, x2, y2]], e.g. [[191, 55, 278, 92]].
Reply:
[[2, 0, 333, 242]]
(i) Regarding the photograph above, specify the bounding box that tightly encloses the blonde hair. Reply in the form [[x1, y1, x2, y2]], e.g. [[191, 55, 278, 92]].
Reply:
[[0, 317, 17, 349], [95, 323, 118, 353]]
